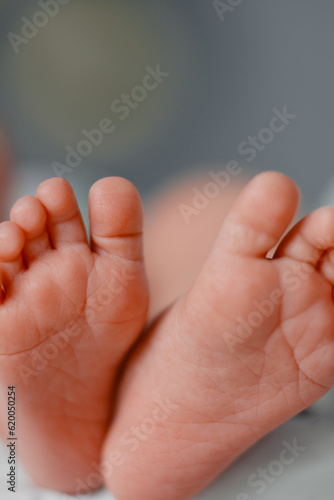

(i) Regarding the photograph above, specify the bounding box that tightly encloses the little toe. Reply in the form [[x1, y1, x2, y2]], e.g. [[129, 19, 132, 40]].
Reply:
[[0, 222, 26, 292], [275, 206, 334, 280], [36, 178, 88, 248], [215, 171, 300, 259], [89, 177, 144, 261], [10, 195, 50, 265]]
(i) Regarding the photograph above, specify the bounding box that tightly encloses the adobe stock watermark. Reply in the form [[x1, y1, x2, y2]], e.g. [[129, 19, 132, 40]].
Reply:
[[178, 106, 296, 224], [237, 107, 296, 163], [17, 266, 135, 386], [223, 232, 334, 354], [213, 0, 245, 22], [7, 0, 71, 54], [51, 64, 170, 178], [178, 160, 242, 224], [223, 262, 315, 354], [235, 438, 307, 499], [66, 397, 179, 499]]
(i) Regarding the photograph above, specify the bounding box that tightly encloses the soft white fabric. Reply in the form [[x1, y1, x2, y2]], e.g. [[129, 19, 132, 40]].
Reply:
[[1, 410, 334, 499]]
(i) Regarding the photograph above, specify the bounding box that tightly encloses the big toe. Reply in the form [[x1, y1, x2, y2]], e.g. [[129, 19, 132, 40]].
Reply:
[[89, 177, 144, 262], [211, 171, 299, 259]]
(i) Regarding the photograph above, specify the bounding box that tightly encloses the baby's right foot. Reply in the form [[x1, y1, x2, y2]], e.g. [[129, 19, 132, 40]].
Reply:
[[0, 177, 148, 493], [103, 172, 334, 500]]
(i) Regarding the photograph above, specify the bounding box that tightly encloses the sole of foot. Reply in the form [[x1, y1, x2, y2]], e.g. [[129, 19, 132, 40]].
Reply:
[[0, 176, 148, 493]]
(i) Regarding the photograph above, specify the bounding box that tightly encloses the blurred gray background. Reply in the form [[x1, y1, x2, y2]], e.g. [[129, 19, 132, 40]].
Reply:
[[0, 0, 334, 212]]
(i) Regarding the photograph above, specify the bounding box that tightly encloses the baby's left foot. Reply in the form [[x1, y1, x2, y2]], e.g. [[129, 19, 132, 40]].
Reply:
[[103, 172, 334, 500], [0, 177, 148, 493]]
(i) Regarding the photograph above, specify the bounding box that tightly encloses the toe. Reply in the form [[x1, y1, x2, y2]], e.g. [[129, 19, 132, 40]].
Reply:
[[10, 196, 50, 265], [10, 196, 47, 239], [217, 171, 299, 258], [275, 206, 334, 282], [0, 222, 26, 294], [0, 222, 25, 262], [89, 177, 144, 261], [36, 178, 88, 248]]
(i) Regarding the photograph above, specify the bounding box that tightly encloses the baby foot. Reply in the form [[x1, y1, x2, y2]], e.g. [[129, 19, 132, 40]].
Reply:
[[0, 177, 148, 493], [102, 172, 334, 500]]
